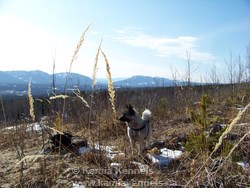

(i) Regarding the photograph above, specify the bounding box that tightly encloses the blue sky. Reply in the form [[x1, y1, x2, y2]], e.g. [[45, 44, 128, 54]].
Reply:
[[0, 0, 250, 82]]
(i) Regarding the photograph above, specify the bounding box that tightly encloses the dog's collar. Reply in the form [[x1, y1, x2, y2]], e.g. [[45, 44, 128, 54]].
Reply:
[[128, 121, 148, 131]]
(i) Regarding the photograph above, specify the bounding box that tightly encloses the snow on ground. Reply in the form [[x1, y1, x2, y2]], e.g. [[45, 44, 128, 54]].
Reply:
[[78, 146, 91, 154], [78, 144, 125, 160], [26, 123, 43, 132], [75, 144, 183, 188], [146, 148, 183, 166], [237, 161, 250, 169], [78, 145, 183, 168], [2, 122, 44, 132], [72, 183, 85, 188], [130, 161, 151, 174]]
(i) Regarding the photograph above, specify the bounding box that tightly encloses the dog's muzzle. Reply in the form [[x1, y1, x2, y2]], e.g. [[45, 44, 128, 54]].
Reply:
[[119, 114, 131, 122]]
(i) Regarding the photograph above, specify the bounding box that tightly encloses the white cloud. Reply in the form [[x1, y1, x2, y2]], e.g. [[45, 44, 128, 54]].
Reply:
[[0, 15, 57, 70], [115, 29, 214, 62], [0, 15, 87, 73]]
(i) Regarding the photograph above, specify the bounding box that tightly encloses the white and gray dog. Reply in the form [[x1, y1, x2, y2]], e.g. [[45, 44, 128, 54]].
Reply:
[[119, 104, 152, 156]]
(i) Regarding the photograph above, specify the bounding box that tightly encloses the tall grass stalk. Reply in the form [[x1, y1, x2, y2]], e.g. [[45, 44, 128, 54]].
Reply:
[[88, 40, 102, 139], [211, 130, 250, 175], [66, 23, 91, 89], [226, 131, 249, 159], [210, 102, 250, 157], [16, 155, 45, 167], [62, 23, 91, 120], [73, 89, 90, 108], [185, 102, 250, 187], [28, 80, 35, 122], [50, 95, 69, 100], [92, 39, 102, 88], [101, 49, 116, 118]]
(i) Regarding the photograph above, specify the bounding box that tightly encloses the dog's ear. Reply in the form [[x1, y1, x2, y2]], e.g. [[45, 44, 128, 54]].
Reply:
[[126, 104, 134, 109], [126, 104, 135, 115]]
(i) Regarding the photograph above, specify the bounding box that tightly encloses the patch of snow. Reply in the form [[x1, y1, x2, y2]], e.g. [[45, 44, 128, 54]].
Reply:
[[57, 73, 67, 77], [72, 182, 85, 188], [110, 162, 121, 167], [93, 144, 125, 160], [147, 148, 182, 166], [2, 122, 44, 132], [78, 147, 91, 155], [5, 90, 14, 94], [117, 181, 131, 188], [2, 125, 16, 131], [78, 145, 125, 160], [131, 161, 151, 174], [72, 181, 131, 188], [69, 144, 183, 187], [237, 161, 250, 168], [26, 123, 43, 132]]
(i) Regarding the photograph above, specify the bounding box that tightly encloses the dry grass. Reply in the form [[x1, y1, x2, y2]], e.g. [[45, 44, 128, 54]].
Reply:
[[49, 94, 69, 100], [69, 23, 91, 74], [73, 89, 90, 108], [185, 102, 250, 187], [1, 26, 250, 187], [88, 39, 102, 131], [101, 49, 116, 119], [64, 23, 91, 92], [28, 80, 35, 122], [92, 39, 102, 88], [62, 23, 91, 121], [1, 85, 250, 187], [211, 102, 250, 157]]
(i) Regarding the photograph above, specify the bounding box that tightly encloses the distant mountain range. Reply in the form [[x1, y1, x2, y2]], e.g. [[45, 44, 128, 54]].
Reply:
[[0, 70, 92, 85], [114, 75, 174, 87], [0, 70, 191, 96]]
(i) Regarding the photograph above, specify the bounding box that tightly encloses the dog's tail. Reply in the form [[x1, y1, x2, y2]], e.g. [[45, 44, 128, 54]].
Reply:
[[142, 109, 151, 121]]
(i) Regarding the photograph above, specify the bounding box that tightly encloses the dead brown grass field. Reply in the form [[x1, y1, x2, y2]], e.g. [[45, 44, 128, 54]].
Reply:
[[0, 25, 250, 187], [0, 83, 250, 187]]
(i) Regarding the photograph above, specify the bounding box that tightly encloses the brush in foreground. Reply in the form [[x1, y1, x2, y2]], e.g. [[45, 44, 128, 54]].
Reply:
[[64, 23, 91, 93], [185, 102, 250, 187], [92, 39, 103, 88], [101, 49, 116, 117], [210, 102, 250, 157], [73, 89, 90, 108], [70, 23, 91, 73]]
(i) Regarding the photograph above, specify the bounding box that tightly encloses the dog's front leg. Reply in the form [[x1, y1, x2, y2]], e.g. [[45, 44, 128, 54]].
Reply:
[[130, 138, 135, 157], [138, 140, 145, 155]]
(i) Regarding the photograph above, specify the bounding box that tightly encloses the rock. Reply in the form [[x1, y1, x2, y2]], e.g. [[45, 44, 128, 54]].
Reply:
[[208, 123, 224, 135], [226, 133, 238, 141], [149, 140, 165, 149], [51, 132, 73, 150], [210, 158, 223, 172], [41, 132, 88, 155]]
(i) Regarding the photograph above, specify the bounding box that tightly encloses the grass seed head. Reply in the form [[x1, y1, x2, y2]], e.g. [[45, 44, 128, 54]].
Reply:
[[101, 49, 116, 117], [92, 39, 103, 88], [28, 80, 35, 122]]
